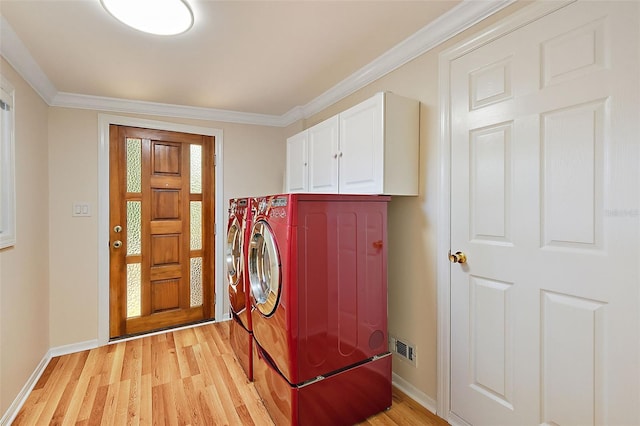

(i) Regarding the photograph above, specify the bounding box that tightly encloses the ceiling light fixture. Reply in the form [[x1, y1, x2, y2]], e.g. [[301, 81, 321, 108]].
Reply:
[[101, 0, 194, 36]]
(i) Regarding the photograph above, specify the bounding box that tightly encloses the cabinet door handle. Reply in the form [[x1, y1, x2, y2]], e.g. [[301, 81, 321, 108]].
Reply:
[[339, 152, 343, 158], [333, 153, 338, 159]]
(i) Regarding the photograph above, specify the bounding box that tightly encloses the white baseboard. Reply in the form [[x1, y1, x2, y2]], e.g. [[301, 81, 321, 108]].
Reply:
[[0, 352, 51, 426], [1, 339, 98, 425], [391, 372, 438, 415], [49, 339, 99, 358]]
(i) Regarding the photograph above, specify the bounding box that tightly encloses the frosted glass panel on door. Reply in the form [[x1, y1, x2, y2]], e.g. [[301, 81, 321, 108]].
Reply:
[[190, 257, 203, 307], [126, 138, 142, 193], [190, 144, 202, 194], [127, 201, 141, 255], [127, 263, 141, 318], [190, 201, 202, 250]]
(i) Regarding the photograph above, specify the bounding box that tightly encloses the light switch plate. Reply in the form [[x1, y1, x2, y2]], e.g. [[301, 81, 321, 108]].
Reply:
[[72, 202, 91, 217]]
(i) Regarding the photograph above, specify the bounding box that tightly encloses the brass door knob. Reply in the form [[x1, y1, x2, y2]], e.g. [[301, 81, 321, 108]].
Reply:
[[448, 250, 467, 264], [112, 240, 123, 249]]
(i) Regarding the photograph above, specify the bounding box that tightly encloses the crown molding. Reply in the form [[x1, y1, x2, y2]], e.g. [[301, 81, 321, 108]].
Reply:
[[52, 92, 287, 127], [279, 105, 306, 127], [292, 0, 516, 124], [1, 0, 513, 128], [0, 16, 57, 103]]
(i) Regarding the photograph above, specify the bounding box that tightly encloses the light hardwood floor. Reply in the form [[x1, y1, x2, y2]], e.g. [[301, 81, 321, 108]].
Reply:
[[13, 321, 448, 425]]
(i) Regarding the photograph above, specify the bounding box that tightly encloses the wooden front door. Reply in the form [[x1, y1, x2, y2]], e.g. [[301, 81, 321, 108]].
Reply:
[[109, 125, 215, 338]]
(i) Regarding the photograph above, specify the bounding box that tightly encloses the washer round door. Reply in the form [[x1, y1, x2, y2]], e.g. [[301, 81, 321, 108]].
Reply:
[[248, 220, 281, 316], [226, 218, 243, 286], [227, 217, 247, 314]]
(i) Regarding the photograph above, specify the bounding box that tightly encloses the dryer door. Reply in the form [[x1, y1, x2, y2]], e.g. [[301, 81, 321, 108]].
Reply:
[[248, 220, 281, 316], [226, 217, 245, 313]]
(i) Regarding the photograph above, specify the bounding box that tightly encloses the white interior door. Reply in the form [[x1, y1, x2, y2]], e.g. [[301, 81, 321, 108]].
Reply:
[[449, 1, 639, 424]]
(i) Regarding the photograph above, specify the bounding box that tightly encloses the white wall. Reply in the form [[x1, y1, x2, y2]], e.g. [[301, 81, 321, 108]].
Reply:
[[0, 58, 50, 415], [47, 108, 285, 347]]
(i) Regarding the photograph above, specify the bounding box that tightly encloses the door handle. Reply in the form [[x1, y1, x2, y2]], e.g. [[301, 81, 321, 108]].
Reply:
[[448, 250, 467, 264], [112, 240, 123, 249]]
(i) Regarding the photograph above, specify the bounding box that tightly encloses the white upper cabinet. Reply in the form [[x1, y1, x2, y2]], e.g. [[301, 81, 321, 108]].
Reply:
[[285, 131, 308, 193], [339, 93, 385, 194], [285, 92, 419, 195], [308, 115, 339, 193]]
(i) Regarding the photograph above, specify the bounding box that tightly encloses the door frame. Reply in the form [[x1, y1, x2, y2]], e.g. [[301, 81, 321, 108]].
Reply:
[[436, 1, 574, 421], [97, 113, 224, 345]]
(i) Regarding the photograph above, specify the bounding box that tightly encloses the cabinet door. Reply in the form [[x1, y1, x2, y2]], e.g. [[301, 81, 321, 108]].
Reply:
[[285, 131, 308, 193], [308, 116, 339, 193], [338, 93, 384, 194]]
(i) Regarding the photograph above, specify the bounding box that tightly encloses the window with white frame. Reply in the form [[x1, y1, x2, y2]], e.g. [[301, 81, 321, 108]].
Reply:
[[0, 76, 15, 249]]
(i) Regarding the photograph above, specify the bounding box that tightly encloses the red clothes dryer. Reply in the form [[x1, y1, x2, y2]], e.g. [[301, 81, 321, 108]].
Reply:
[[247, 193, 391, 425], [226, 197, 253, 380]]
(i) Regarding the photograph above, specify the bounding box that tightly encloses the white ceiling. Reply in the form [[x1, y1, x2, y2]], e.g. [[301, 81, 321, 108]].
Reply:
[[0, 0, 511, 125]]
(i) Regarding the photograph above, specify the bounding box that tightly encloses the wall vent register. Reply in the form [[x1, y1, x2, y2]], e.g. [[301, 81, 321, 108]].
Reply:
[[390, 335, 417, 366]]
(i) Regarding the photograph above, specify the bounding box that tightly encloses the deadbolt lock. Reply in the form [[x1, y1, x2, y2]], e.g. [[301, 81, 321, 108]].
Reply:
[[113, 225, 122, 233]]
